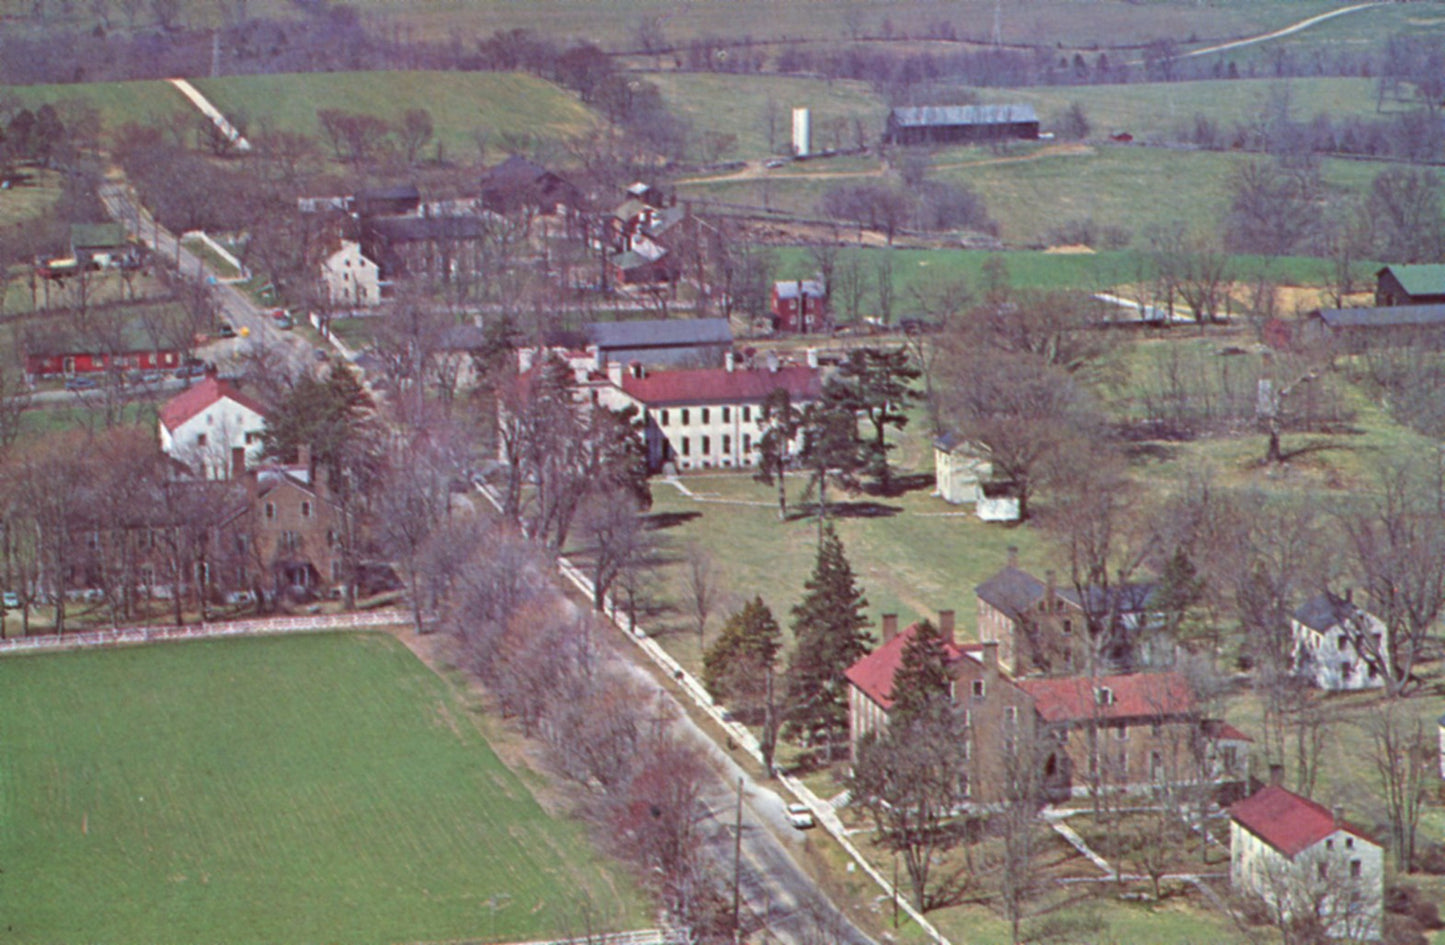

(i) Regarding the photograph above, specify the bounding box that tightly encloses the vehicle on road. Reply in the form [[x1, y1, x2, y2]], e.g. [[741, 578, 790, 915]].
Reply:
[[3, 591, 20, 609], [175, 364, 208, 380], [786, 803, 815, 829], [64, 376, 98, 391], [217, 322, 236, 338], [277, 315, 295, 330]]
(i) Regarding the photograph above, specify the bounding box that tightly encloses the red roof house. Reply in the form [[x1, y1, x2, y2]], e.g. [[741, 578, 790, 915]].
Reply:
[[158, 375, 269, 480], [1229, 785, 1376, 859]]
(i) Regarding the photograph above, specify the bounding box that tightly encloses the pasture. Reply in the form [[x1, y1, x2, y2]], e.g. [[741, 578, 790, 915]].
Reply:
[[0, 632, 645, 944]]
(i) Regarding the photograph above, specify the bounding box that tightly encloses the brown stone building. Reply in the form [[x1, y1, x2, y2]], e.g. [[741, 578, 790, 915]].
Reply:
[[217, 459, 344, 599]]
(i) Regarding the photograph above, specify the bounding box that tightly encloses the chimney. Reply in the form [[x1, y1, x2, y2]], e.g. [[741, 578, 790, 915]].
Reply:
[[1007, 546, 1019, 569], [725, 351, 735, 373], [629, 361, 645, 379], [806, 348, 819, 369], [882, 613, 898, 643], [1268, 763, 1284, 788], [1344, 587, 1353, 604], [590, 344, 602, 371], [1333, 805, 1345, 827], [766, 351, 779, 373], [1045, 569, 1057, 610], [606, 360, 624, 386], [939, 609, 955, 645], [982, 640, 1000, 676], [518, 348, 536, 373]]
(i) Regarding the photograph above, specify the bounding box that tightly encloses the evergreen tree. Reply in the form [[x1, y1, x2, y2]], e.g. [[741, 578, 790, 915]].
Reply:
[[830, 347, 919, 493], [888, 619, 953, 726], [754, 387, 803, 521], [703, 596, 784, 774], [784, 524, 871, 759], [796, 390, 863, 526]]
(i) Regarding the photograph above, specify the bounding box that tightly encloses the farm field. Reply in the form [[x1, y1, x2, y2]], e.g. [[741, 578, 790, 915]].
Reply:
[[2, 79, 187, 137], [190, 71, 598, 159], [0, 632, 645, 944]]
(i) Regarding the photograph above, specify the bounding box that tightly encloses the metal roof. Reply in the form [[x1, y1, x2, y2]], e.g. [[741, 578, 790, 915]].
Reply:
[[889, 104, 1038, 128], [585, 317, 733, 350], [1314, 305, 1445, 328], [1378, 264, 1445, 297]]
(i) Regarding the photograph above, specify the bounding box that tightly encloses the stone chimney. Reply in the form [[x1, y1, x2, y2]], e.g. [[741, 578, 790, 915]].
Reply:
[[1269, 763, 1284, 788], [606, 361, 624, 386], [939, 609, 955, 645], [982, 640, 999, 676], [806, 348, 819, 369], [766, 351, 779, 373], [590, 344, 603, 371], [725, 350, 735, 373], [881, 613, 898, 643], [1007, 546, 1019, 569]]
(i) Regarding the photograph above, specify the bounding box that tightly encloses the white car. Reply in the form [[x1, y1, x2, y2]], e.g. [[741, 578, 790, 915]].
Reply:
[[786, 803, 815, 829]]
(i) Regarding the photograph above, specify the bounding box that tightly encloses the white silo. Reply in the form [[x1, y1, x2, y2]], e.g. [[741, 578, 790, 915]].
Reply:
[[792, 107, 810, 157]]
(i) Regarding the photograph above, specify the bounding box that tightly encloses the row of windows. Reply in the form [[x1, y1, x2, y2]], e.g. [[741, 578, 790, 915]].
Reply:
[[677, 434, 751, 457], [658, 405, 754, 427], [264, 500, 314, 520]]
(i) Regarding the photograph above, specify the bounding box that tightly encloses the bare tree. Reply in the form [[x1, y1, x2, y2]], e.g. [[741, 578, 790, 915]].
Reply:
[[1365, 700, 1430, 872], [682, 541, 719, 648], [577, 488, 652, 615]]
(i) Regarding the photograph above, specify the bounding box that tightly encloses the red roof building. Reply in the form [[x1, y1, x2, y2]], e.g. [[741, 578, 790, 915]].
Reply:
[[1229, 785, 1375, 859], [1016, 671, 1194, 724], [158, 375, 269, 480]]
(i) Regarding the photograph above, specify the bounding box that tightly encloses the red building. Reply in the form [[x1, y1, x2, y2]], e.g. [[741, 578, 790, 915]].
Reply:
[[770, 279, 829, 333], [23, 321, 183, 379]]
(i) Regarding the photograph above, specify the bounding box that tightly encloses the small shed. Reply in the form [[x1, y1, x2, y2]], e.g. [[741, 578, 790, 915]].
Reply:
[[1375, 265, 1445, 307]]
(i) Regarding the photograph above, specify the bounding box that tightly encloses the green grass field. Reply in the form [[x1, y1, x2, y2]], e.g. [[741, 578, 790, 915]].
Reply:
[[0, 632, 646, 944], [190, 71, 598, 160], [2, 79, 189, 138]]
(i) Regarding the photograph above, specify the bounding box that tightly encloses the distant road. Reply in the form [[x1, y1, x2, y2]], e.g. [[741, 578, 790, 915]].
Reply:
[[1179, 2, 1386, 60]]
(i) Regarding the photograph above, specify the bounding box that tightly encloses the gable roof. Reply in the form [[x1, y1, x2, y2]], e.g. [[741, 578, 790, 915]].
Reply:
[[974, 566, 1157, 620], [1294, 592, 1375, 634], [158, 376, 268, 432], [1017, 671, 1194, 723], [1378, 264, 1445, 297], [1229, 785, 1377, 859], [585, 317, 733, 350], [975, 566, 1047, 618], [1313, 305, 1445, 329], [774, 279, 825, 300], [889, 104, 1038, 129], [619, 364, 822, 407], [844, 621, 982, 710]]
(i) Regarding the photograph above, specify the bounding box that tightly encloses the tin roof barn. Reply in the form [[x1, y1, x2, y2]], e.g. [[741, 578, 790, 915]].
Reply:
[[1375, 264, 1445, 307], [884, 104, 1040, 145]]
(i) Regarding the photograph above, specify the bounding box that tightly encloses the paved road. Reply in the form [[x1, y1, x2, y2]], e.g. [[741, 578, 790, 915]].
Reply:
[[97, 180, 315, 377]]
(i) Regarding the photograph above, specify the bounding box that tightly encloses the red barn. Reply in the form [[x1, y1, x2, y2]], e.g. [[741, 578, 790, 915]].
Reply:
[[23, 321, 184, 379]]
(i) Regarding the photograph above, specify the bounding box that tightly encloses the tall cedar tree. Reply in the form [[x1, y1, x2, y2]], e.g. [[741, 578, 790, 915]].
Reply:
[[702, 596, 784, 774], [888, 619, 953, 726], [831, 347, 919, 493], [785, 524, 871, 759], [754, 387, 803, 521], [797, 390, 863, 525]]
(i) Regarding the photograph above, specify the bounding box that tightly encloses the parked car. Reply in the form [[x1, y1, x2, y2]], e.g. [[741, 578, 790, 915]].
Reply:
[[64, 376, 98, 391], [217, 322, 236, 338], [785, 803, 815, 829], [175, 364, 208, 380], [276, 315, 295, 331], [2, 591, 19, 609]]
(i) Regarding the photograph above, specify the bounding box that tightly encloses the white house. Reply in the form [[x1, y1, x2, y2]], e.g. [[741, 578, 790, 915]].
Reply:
[[1229, 781, 1383, 941], [932, 433, 1021, 522], [602, 356, 823, 473], [320, 240, 382, 308], [1290, 592, 1389, 691], [158, 375, 269, 480]]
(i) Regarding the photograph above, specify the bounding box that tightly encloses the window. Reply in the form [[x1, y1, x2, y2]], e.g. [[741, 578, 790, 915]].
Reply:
[[681, 409, 690, 425], [1150, 750, 1163, 777], [281, 531, 300, 552], [1004, 706, 1018, 723], [722, 407, 731, 423], [722, 435, 731, 454], [1340, 661, 1352, 677], [742, 406, 751, 422], [1326, 839, 1335, 851], [1151, 721, 1162, 737], [701, 436, 711, 455], [681, 438, 690, 456], [245, 432, 262, 445], [264, 502, 276, 521], [661, 409, 669, 426], [1113, 723, 1128, 741], [1062, 619, 1072, 635], [701, 408, 710, 424], [1318, 862, 1329, 880], [1349, 859, 1362, 878], [301, 501, 312, 518], [1345, 837, 1354, 850], [236, 535, 248, 554], [1096, 686, 1114, 707], [331, 561, 343, 582], [742, 433, 751, 453], [196, 433, 208, 447], [971, 679, 986, 698]]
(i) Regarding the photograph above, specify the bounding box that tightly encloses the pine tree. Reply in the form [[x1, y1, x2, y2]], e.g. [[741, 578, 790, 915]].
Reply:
[[888, 619, 953, 726], [703, 596, 784, 775], [784, 523, 871, 760], [830, 346, 919, 493]]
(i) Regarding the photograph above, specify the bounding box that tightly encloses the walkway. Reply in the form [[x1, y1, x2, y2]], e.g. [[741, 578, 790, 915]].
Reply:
[[167, 77, 252, 153]]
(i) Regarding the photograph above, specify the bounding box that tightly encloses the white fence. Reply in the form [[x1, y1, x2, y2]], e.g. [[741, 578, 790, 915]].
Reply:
[[0, 609, 410, 656], [477, 482, 948, 945]]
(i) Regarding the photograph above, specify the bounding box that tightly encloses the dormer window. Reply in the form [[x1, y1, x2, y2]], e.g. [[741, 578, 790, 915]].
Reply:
[[1096, 686, 1115, 707]]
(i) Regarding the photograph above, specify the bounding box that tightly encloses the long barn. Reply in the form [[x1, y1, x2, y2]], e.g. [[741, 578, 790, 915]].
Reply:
[[884, 104, 1040, 145]]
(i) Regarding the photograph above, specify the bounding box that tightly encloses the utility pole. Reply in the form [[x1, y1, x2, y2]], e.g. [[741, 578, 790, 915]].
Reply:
[[732, 777, 744, 944]]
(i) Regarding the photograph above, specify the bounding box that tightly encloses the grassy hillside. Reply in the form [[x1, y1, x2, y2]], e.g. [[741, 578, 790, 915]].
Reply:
[[0, 632, 645, 944], [190, 71, 598, 159], [2, 79, 188, 138]]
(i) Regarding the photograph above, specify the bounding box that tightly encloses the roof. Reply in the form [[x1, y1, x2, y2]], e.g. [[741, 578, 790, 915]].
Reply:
[[619, 364, 822, 407], [482, 155, 551, 189], [1313, 305, 1445, 329], [1202, 719, 1255, 743], [1017, 671, 1194, 723], [70, 223, 128, 250], [1293, 592, 1373, 634], [844, 621, 982, 710], [585, 317, 733, 351], [1229, 785, 1377, 859], [889, 104, 1038, 129], [613, 198, 649, 221], [608, 250, 657, 271], [1378, 264, 1445, 297], [158, 376, 268, 432], [774, 279, 826, 300], [974, 566, 1156, 619], [369, 215, 492, 242]]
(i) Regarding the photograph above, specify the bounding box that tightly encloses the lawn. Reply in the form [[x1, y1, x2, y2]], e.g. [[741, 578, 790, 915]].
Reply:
[[190, 71, 598, 161], [0, 632, 646, 944], [3, 79, 189, 139]]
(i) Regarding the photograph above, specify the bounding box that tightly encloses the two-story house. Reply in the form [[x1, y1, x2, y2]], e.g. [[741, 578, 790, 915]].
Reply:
[[770, 279, 829, 333], [319, 240, 383, 308], [216, 457, 343, 599], [1290, 592, 1389, 691], [1230, 777, 1383, 941], [975, 551, 1166, 677], [158, 375, 269, 481]]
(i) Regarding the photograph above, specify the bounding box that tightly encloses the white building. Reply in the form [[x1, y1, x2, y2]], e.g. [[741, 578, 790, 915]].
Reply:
[[1230, 781, 1383, 941], [320, 240, 382, 308], [932, 433, 1021, 522], [603, 356, 823, 473], [1290, 592, 1389, 691], [158, 375, 269, 480]]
